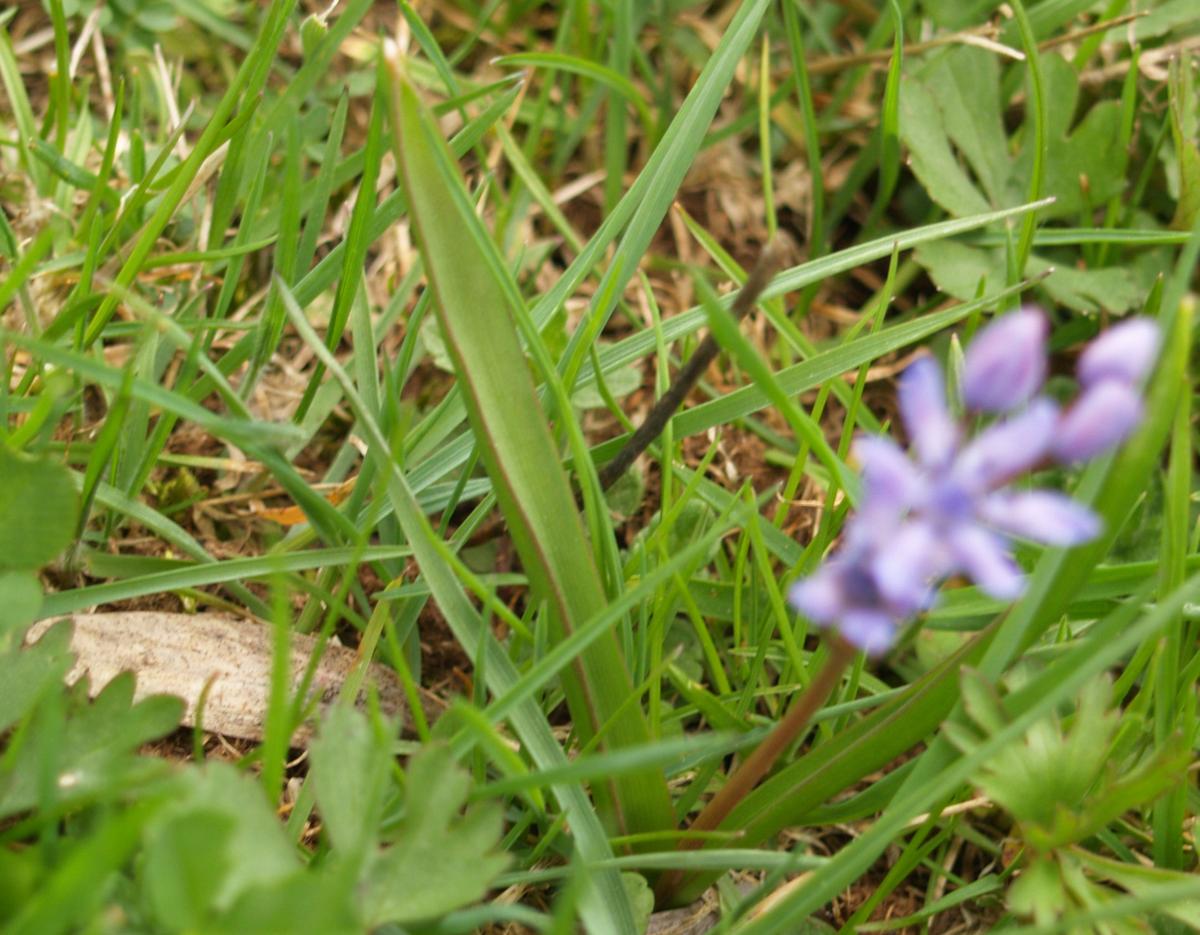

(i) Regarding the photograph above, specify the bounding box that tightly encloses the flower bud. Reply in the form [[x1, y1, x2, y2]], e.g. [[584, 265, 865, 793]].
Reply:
[[961, 308, 1048, 413], [1077, 317, 1160, 388], [1052, 380, 1143, 463]]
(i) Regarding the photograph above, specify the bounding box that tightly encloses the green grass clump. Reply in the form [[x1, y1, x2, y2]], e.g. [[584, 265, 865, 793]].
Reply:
[[2, 2, 1198, 932]]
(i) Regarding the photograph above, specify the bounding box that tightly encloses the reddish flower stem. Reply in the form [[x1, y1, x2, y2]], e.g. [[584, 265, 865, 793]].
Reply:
[[654, 636, 858, 906]]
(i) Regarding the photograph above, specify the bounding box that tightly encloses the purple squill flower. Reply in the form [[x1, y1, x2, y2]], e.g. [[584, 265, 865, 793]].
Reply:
[[787, 311, 1158, 656], [859, 367, 1093, 606]]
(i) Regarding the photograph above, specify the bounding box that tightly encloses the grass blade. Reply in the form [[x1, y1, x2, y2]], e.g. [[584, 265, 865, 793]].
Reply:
[[386, 51, 674, 841]]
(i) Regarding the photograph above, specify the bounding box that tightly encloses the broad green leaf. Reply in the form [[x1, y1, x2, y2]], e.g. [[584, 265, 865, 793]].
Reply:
[[919, 46, 1010, 206], [148, 764, 299, 909], [0, 619, 74, 736], [309, 705, 393, 858], [915, 241, 1144, 314], [143, 808, 236, 931], [901, 46, 1131, 314], [363, 745, 508, 925], [919, 0, 992, 29], [221, 871, 359, 933], [0, 570, 41, 643], [0, 448, 79, 571], [387, 53, 674, 840], [899, 63, 999, 217], [903, 47, 1125, 221], [1011, 52, 1125, 217]]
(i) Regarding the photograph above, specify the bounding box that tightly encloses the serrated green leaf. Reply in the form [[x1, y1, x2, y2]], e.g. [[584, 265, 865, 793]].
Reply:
[[1012, 53, 1125, 217], [900, 58, 997, 217], [915, 240, 1144, 314], [920, 46, 1011, 206], [0, 666, 182, 818], [963, 678, 1121, 845], [153, 764, 300, 909], [0, 619, 74, 736], [1071, 850, 1200, 929], [1007, 856, 1064, 922], [309, 705, 392, 858], [221, 871, 360, 933], [362, 745, 507, 925], [904, 47, 1127, 224]]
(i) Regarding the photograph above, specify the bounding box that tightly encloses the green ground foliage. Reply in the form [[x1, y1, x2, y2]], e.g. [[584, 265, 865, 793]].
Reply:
[[1, 1, 1199, 932]]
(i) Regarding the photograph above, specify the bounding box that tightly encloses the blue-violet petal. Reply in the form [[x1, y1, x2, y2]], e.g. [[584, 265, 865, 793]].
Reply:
[[898, 356, 958, 468], [953, 397, 1059, 492], [949, 524, 1025, 599], [788, 572, 842, 625], [979, 490, 1101, 546], [854, 435, 924, 516], [839, 609, 897, 656], [869, 521, 942, 614]]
